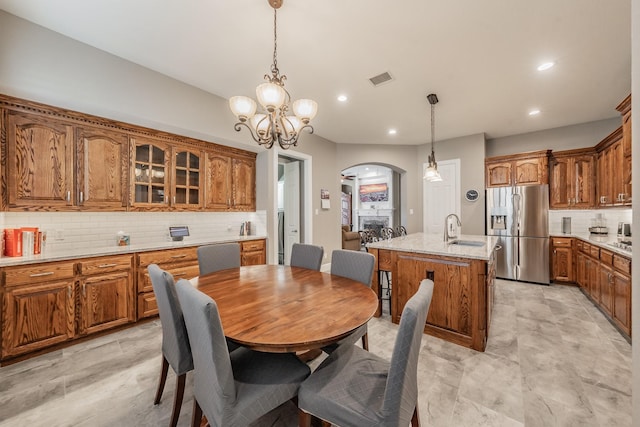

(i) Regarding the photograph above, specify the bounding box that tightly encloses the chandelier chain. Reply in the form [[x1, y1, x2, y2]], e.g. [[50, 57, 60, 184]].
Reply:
[[271, 8, 279, 78]]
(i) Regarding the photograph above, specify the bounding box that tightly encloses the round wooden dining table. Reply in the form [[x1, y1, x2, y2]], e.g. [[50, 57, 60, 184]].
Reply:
[[190, 264, 378, 353]]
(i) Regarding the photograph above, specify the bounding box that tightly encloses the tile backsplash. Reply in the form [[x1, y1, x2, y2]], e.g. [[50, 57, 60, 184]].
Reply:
[[0, 211, 267, 253], [549, 209, 632, 235]]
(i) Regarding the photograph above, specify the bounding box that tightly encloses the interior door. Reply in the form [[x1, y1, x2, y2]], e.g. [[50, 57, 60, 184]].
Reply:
[[283, 161, 301, 264], [423, 160, 460, 234]]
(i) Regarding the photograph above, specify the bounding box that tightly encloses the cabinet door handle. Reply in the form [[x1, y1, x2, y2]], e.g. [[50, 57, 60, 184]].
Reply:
[[82, 283, 86, 297], [79, 191, 84, 204], [98, 263, 118, 268], [173, 196, 176, 205], [30, 271, 54, 277], [174, 272, 187, 277], [66, 191, 71, 202], [68, 285, 72, 298], [170, 255, 187, 259]]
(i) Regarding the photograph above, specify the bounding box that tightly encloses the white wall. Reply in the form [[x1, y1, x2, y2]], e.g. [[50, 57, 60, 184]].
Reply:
[[487, 118, 620, 157]]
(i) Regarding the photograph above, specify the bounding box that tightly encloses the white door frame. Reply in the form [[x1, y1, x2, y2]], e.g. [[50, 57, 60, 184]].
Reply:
[[270, 148, 312, 264]]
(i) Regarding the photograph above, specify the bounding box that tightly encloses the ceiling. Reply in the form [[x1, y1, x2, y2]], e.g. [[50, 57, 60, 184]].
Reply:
[[0, 0, 631, 146]]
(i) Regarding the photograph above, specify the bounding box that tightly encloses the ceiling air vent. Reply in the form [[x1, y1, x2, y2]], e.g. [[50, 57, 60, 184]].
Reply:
[[369, 72, 393, 86]]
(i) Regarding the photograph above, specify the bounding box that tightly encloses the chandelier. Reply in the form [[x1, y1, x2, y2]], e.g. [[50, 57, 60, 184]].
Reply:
[[423, 93, 443, 182], [229, 0, 317, 150]]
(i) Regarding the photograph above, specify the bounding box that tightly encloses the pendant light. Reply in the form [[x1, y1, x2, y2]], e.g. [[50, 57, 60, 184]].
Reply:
[[423, 93, 443, 182]]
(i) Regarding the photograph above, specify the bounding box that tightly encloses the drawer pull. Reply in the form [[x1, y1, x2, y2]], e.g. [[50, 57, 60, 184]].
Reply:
[[98, 263, 119, 268], [170, 255, 187, 259], [29, 271, 55, 277], [174, 272, 187, 277]]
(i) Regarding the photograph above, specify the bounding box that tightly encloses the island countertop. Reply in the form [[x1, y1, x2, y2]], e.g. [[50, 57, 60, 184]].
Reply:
[[366, 232, 499, 260]]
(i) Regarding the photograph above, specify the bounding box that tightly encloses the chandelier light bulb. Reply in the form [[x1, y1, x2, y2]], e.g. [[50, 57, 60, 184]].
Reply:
[[292, 99, 318, 123], [256, 82, 286, 112], [251, 114, 270, 137], [229, 96, 257, 122]]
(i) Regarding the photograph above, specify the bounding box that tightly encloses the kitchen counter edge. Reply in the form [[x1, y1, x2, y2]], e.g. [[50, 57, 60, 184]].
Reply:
[[0, 235, 267, 267]]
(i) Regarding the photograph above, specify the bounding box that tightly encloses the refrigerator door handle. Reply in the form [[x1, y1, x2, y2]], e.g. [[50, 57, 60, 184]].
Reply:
[[515, 236, 521, 280], [513, 193, 522, 234]]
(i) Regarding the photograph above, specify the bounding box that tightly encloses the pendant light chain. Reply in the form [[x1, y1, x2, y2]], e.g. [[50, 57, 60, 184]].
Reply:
[[431, 102, 435, 156], [271, 8, 279, 79]]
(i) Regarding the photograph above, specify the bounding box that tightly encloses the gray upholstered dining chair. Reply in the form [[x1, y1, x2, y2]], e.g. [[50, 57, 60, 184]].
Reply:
[[326, 249, 375, 351], [174, 279, 311, 427], [290, 243, 324, 271], [197, 242, 240, 276], [148, 264, 193, 427], [298, 278, 434, 427]]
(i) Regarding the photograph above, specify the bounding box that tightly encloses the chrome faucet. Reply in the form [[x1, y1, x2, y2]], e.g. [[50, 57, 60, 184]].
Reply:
[[444, 214, 462, 242]]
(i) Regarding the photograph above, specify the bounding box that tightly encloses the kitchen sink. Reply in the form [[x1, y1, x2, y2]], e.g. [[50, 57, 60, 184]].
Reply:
[[448, 240, 485, 247]]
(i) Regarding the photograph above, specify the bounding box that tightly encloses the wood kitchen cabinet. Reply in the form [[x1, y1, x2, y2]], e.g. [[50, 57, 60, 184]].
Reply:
[[241, 239, 267, 266], [130, 137, 170, 209], [392, 251, 488, 351], [596, 127, 627, 207], [617, 94, 632, 206], [204, 152, 256, 211], [77, 255, 135, 335], [136, 247, 200, 319], [485, 150, 550, 188], [551, 237, 574, 283], [549, 149, 596, 209], [5, 110, 75, 210], [1, 261, 76, 359], [171, 146, 203, 209], [575, 239, 631, 339], [76, 126, 129, 210]]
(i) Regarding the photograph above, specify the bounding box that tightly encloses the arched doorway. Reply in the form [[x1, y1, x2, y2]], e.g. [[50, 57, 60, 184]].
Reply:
[[340, 164, 403, 234]]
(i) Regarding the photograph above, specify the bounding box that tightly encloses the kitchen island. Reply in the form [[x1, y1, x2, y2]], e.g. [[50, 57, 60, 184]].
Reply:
[[367, 233, 498, 351]]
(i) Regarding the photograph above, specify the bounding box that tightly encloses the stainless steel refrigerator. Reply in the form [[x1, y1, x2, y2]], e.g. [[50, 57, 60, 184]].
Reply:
[[486, 185, 549, 285]]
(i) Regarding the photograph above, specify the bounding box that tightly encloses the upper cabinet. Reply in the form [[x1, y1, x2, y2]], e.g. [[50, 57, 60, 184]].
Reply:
[[596, 127, 628, 207], [172, 146, 203, 210], [204, 152, 256, 211], [5, 110, 75, 210], [616, 94, 632, 206], [130, 138, 170, 209], [1, 95, 256, 212], [549, 148, 596, 209], [485, 150, 550, 188], [76, 126, 129, 210]]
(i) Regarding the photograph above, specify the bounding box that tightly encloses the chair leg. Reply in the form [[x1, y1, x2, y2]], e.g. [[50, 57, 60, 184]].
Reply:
[[361, 332, 369, 351], [168, 373, 187, 427], [411, 403, 421, 426], [191, 399, 203, 427], [154, 355, 170, 405], [298, 408, 312, 427]]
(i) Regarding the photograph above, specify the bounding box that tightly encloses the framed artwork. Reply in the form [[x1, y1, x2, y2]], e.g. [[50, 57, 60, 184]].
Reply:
[[359, 183, 388, 202]]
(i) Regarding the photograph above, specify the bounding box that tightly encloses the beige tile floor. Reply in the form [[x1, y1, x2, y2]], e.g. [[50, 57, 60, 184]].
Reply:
[[0, 279, 632, 426]]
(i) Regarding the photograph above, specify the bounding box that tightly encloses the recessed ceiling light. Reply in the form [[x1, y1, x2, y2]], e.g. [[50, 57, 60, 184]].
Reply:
[[529, 109, 541, 116], [388, 129, 397, 135], [537, 62, 555, 71], [337, 94, 348, 102]]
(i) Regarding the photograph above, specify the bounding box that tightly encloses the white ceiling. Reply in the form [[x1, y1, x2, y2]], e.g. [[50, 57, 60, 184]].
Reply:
[[0, 0, 631, 146]]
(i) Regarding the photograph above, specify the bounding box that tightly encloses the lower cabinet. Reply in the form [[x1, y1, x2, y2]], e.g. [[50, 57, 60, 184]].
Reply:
[[576, 241, 631, 339], [136, 247, 200, 320], [1, 239, 267, 362], [393, 251, 488, 351], [241, 239, 266, 266], [77, 255, 134, 335], [2, 277, 75, 359], [551, 237, 574, 283], [1, 256, 134, 361]]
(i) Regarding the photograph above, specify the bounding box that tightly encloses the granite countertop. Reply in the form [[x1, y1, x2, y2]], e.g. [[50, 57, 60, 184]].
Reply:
[[551, 232, 632, 258], [0, 235, 267, 267], [367, 233, 498, 261]]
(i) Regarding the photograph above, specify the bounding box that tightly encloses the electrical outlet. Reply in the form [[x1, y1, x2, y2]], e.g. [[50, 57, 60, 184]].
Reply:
[[54, 229, 65, 241], [227, 224, 233, 231]]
